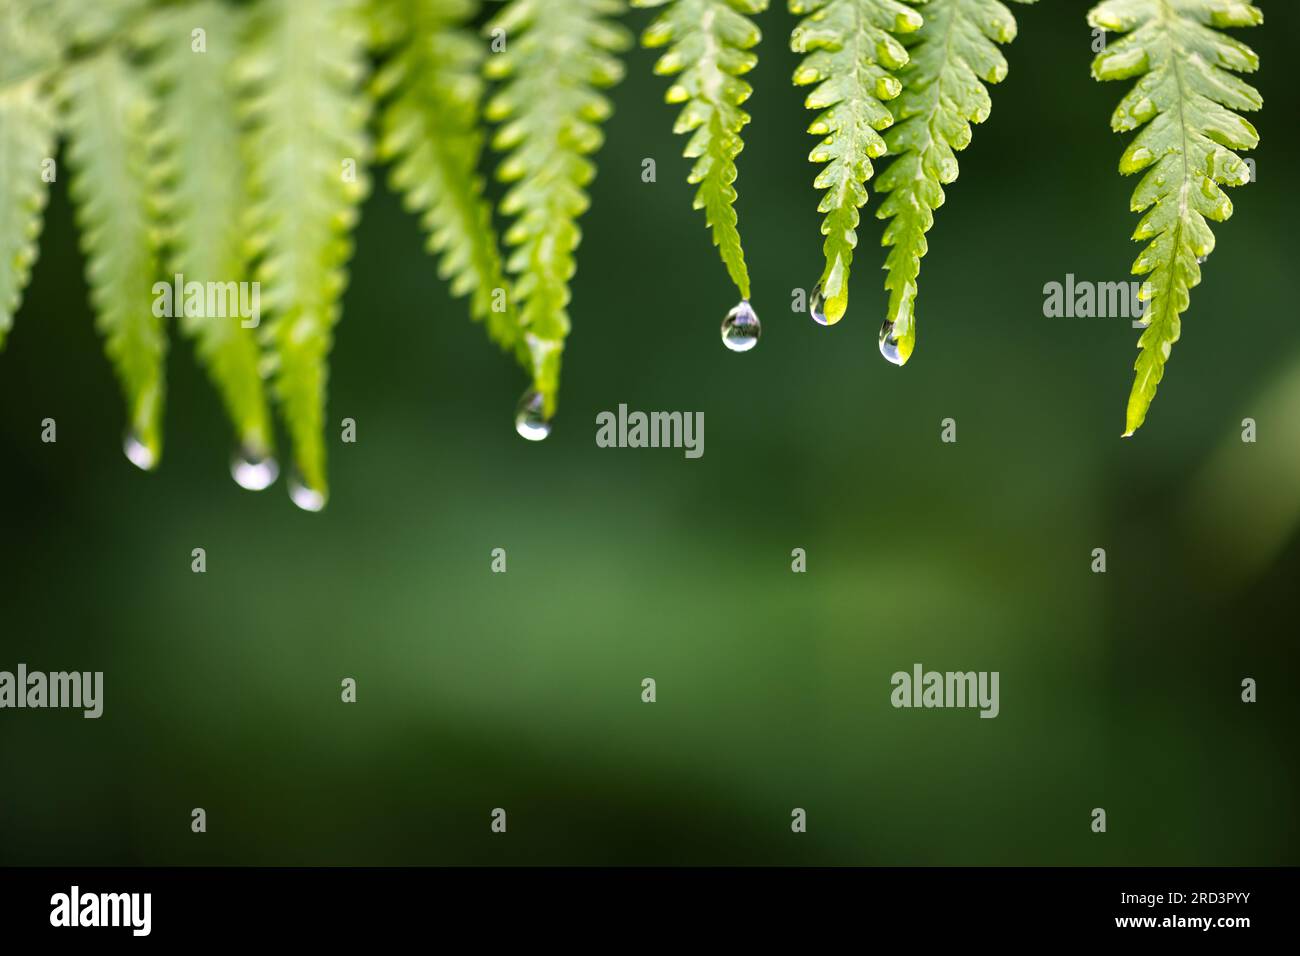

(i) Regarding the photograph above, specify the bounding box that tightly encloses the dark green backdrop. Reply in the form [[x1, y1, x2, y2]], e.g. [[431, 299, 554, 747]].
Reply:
[[1, 1, 1297, 865]]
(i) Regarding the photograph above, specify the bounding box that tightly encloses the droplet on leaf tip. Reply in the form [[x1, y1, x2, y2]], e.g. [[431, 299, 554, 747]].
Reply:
[[231, 448, 279, 491], [514, 389, 551, 441], [809, 283, 830, 326], [878, 319, 906, 366], [721, 300, 761, 352], [122, 430, 157, 472], [288, 475, 327, 512]]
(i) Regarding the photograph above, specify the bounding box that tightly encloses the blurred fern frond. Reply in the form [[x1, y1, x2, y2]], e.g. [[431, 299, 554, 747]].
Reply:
[[371, 0, 518, 351], [1088, 0, 1262, 436], [62, 46, 169, 466], [142, 1, 274, 460], [484, 0, 632, 419], [0, 1, 58, 347], [0, 80, 55, 349], [238, 0, 372, 504], [633, 0, 765, 302]]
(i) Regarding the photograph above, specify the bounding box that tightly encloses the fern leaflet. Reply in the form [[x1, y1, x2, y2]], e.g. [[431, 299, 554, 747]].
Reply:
[[239, 0, 372, 504], [874, 0, 1034, 365], [1089, 0, 1262, 436], [790, 0, 921, 324], [485, 0, 631, 418], [62, 47, 168, 466], [634, 0, 765, 301], [142, 2, 274, 460], [371, 0, 518, 351]]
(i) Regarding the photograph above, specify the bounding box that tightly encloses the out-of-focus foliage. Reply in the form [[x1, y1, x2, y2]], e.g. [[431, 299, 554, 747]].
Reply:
[[238, 0, 372, 501], [143, 1, 273, 459], [0, 0, 539, 507], [62, 48, 168, 464], [371, 0, 517, 350]]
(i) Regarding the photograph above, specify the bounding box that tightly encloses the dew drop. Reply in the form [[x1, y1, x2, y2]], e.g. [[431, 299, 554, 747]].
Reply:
[[514, 389, 551, 441], [878, 320, 905, 366], [809, 283, 830, 326], [1195, 255, 1208, 265], [288, 474, 327, 513], [231, 448, 280, 491], [721, 300, 760, 352], [122, 430, 157, 472]]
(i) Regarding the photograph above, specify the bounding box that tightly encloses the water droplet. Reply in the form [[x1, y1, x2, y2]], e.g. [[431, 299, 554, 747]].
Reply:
[[122, 430, 157, 471], [1195, 254, 1208, 265], [231, 448, 279, 491], [878, 320, 905, 366], [288, 474, 327, 513], [514, 389, 551, 441], [809, 284, 830, 326], [721, 300, 760, 352]]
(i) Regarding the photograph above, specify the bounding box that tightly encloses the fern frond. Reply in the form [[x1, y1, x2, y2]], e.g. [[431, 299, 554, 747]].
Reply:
[[372, 0, 518, 351], [0, 80, 55, 349], [0, 2, 59, 347], [874, 0, 1034, 365], [1089, 0, 1262, 436], [485, 0, 631, 418], [62, 48, 168, 467], [633, 0, 765, 301], [0, 0, 157, 89], [239, 0, 372, 505], [49, 0, 153, 50], [0, 1, 62, 91], [790, 0, 921, 324], [141, 2, 274, 459]]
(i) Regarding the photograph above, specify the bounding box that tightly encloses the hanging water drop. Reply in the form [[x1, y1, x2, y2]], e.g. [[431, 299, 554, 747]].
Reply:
[[1196, 254, 1208, 264], [288, 474, 327, 513], [721, 300, 760, 352], [122, 430, 157, 472], [809, 283, 829, 326], [231, 447, 280, 491], [515, 389, 551, 441], [878, 320, 905, 366]]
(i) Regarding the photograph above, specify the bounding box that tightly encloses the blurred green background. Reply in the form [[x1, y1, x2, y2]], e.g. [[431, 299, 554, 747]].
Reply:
[[1, 1, 1297, 865]]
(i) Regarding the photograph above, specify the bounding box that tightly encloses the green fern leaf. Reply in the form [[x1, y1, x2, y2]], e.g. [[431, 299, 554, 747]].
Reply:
[[874, 0, 1034, 365], [1089, 0, 1262, 436], [62, 48, 168, 466], [141, 2, 274, 459], [0, 1, 62, 91], [789, 0, 922, 324], [485, 0, 631, 418], [0, 1, 59, 347], [239, 0, 372, 504], [1, 0, 153, 90], [633, 0, 765, 301], [0, 79, 55, 349], [371, 0, 518, 351], [50, 0, 153, 50]]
